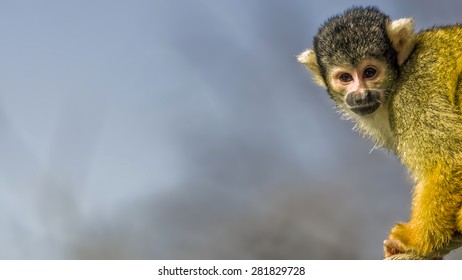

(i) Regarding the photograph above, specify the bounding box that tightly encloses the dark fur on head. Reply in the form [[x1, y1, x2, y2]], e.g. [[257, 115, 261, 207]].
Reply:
[[313, 6, 399, 81]]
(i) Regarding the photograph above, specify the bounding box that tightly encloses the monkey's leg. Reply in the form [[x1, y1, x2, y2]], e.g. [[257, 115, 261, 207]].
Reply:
[[386, 168, 462, 258]]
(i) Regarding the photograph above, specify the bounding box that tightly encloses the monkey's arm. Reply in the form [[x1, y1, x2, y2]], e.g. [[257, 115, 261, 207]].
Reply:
[[383, 162, 462, 258], [385, 164, 462, 257]]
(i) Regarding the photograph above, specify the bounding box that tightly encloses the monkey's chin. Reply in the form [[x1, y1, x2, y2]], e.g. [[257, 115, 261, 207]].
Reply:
[[349, 102, 381, 116]]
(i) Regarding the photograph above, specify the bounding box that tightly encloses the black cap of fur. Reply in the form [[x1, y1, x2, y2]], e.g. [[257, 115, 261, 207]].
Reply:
[[313, 6, 398, 80]]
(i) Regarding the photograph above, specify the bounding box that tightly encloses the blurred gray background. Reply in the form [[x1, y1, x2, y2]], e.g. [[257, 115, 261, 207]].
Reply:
[[1, 0, 462, 259]]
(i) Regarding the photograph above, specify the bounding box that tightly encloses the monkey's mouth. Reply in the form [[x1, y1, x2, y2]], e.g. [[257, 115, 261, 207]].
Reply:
[[349, 101, 381, 115], [345, 90, 382, 116]]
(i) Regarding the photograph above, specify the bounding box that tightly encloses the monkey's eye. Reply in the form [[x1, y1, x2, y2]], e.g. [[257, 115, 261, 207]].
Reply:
[[339, 73, 353, 83], [363, 67, 377, 78]]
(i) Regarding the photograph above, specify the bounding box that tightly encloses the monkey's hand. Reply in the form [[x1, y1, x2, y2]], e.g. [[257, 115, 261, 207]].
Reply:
[[383, 238, 406, 258], [383, 223, 417, 258], [383, 237, 442, 259], [384, 223, 444, 259], [384, 239, 444, 259], [384, 223, 462, 259], [387, 223, 411, 251], [383, 236, 462, 260]]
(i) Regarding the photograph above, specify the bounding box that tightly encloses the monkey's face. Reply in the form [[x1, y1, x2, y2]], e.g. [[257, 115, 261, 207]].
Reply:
[[327, 59, 393, 116]]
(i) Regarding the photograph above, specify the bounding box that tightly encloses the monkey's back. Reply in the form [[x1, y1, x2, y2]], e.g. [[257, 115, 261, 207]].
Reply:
[[391, 25, 462, 178]]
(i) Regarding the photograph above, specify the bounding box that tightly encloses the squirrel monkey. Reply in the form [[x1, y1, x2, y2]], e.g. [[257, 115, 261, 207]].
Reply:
[[298, 6, 462, 258]]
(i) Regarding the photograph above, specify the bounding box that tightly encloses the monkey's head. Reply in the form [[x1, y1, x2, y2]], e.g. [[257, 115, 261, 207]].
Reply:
[[298, 7, 416, 116]]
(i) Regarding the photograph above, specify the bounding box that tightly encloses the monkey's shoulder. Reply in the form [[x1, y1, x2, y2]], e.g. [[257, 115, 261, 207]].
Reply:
[[392, 25, 462, 134], [416, 24, 462, 50], [402, 25, 462, 82]]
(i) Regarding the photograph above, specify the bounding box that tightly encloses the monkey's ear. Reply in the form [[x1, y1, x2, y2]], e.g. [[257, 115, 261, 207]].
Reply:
[[297, 49, 326, 88], [387, 18, 416, 66]]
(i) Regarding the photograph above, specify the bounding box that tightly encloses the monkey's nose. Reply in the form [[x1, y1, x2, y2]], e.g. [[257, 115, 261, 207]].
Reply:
[[347, 91, 371, 106], [353, 91, 373, 105], [364, 91, 374, 102], [345, 90, 381, 115]]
